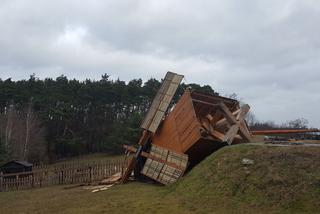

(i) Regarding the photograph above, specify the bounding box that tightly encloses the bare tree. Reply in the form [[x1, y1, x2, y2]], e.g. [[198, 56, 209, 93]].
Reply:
[[286, 118, 309, 129], [245, 111, 257, 127], [4, 105, 15, 151], [0, 104, 22, 159], [21, 98, 46, 162], [23, 98, 33, 160], [0, 101, 47, 163]]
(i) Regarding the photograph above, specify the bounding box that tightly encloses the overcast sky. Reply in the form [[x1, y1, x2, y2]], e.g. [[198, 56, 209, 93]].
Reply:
[[0, 0, 319, 127]]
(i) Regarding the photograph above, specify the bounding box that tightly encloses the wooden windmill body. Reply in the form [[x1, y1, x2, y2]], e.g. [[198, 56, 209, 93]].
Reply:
[[122, 72, 252, 185]]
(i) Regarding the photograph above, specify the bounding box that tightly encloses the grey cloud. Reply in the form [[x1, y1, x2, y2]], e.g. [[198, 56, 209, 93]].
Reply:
[[0, 0, 320, 126]]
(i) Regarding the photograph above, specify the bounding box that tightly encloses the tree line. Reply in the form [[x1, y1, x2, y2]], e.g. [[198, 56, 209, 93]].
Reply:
[[0, 74, 311, 164], [0, 74, 215, 164]]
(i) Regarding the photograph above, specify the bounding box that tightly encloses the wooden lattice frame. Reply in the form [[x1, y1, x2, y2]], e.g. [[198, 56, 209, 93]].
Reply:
[[201, 102, 252, 145]]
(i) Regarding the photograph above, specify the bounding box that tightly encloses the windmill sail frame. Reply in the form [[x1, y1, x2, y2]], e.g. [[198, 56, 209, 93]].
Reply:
[[141, 72, 184, 133]]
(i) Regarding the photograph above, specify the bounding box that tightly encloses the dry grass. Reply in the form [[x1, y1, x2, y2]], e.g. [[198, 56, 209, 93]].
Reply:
[[0, 183, 190, 214], [1, 145, 320, 214], [172, 144, 320, 213]]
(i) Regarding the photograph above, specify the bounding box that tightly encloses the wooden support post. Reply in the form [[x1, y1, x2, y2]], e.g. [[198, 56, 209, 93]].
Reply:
[[201, 121, 225, 141], [223, 124, 239, 145], [218, 102, 237, 125], [89, 166, 92, 184], [239, 121, 252, 142], [215, 108, 240, 127], [121, 130, 152, 183], [237, 104, 250, 120]]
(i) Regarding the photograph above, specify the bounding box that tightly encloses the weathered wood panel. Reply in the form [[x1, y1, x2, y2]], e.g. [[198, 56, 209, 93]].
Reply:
[[146, 89, 251, 182], [152, 90, 201, 153], [141, 72, 184, 133], [141, 145, 188, 185]]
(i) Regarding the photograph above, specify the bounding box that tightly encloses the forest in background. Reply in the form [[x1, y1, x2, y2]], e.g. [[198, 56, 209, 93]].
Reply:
[[0, 74, 216, 164], [0, 74, 309, 164]]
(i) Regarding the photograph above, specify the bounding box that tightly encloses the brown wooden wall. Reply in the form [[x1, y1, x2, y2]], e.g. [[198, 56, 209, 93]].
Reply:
[[151, 90, 241, 166], [152, 90, 201, 153]]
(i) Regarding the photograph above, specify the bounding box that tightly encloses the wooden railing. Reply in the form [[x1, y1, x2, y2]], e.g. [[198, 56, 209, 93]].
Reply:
[[0, 159, 128, 192]]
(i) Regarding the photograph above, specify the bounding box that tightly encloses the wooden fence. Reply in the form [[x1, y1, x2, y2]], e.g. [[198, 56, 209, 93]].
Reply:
[[0, 159, 128, 192]]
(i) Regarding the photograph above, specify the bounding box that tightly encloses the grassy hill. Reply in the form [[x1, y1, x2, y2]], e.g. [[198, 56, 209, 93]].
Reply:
[[1, 145, 320, 214], [171, 144, 320, 213]]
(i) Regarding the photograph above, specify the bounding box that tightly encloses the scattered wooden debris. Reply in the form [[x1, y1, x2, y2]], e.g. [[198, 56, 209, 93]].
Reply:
[[99, 172, 122, 185], [82, 184, 114, 192], [91, 184, 114, 193]]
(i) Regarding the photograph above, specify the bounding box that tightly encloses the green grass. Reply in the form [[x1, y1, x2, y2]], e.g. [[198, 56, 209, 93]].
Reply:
[[0, 183, 191, 214], [50, 153, 126, 165], [32, 153, 126, 170], [171, 144, 320, 213], [1, 145, 320, 214]]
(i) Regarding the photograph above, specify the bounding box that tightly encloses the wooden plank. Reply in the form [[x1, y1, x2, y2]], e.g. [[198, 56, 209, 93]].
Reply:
[[201, 121, 225, 141], [223, 124, 239, 145], [121, 130, 152, 183], [140, 145, 188, 185], [191, 91, 238, 107], [218, 102, 237, 125], [123, 145, 187, 171], [236, 104, 250, 120], [211, 130, 225, 141], [215, 108, 240, 127], [152, 90, 201, 153], [239, 121, 252, 142], [192, 99, 219, 108]]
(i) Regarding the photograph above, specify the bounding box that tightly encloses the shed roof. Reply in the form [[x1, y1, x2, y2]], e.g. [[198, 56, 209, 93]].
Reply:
[[0, 160, 33, 168]]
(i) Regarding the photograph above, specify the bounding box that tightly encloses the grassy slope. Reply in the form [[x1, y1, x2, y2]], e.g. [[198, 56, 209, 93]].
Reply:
[[1, 145, 320, 214], [171, 144, 320, 213]]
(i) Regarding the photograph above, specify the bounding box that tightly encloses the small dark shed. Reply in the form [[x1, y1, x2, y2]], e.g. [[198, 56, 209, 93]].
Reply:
[[0, 160, 33, 174]]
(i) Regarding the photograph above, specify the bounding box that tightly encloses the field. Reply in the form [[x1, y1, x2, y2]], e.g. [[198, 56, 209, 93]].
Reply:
[[1, 144, 320, 214]]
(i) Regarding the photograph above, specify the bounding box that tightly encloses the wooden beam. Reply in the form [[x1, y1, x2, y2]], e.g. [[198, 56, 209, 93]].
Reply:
[[197, 103, 211, 118], [211, 130, 225, 141], [218, 102, 237, 125], [120, 156, 136, 184], [191, 91, 238, 105], [239, 121, 252, 142], [200, 102, 251, 145], [236, 104, 250, 120], [215, 108, 240, 127], [201, 122, 225, 141], [206, 109, 223, 125], [137, 130, 151, 147], [223, 124, 239, 145], [192, 99, 219, 108], [123, 145, 186, 171], [121, 130, 152, 183]]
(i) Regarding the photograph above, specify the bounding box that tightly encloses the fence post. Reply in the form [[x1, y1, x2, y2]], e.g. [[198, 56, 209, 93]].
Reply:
[[31, 173, 34, 188], [89, 166, 92, 183], [16, 174, 19, 190], [61, 170, 64, 185], [0, 172, 3, 192]]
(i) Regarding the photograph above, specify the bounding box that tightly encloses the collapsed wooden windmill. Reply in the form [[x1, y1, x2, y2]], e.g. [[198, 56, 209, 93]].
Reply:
[[121, 72, 252, 185]]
